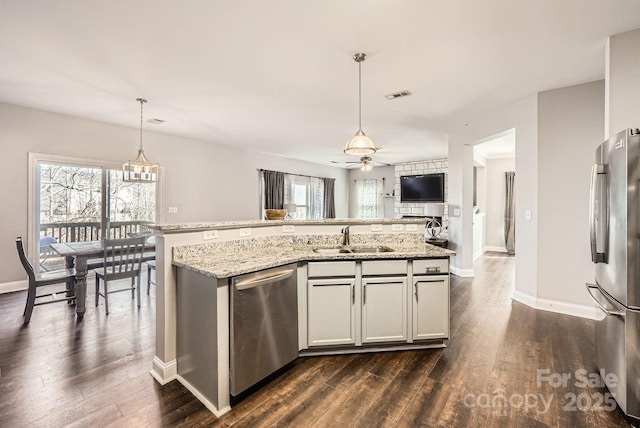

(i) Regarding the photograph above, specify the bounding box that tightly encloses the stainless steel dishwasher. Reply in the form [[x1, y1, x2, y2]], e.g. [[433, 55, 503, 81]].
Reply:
[[230, 263, 298, 396]]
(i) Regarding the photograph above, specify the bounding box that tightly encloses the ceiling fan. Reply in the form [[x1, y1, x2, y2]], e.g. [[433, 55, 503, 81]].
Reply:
[[331, 156, 391, 171]]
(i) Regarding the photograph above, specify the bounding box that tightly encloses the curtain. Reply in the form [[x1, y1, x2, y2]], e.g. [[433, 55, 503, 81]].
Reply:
[[262, 170, 284, 210], [323, 178, 336, 218], [355, 178, 383, 218], [504, 171, 515, 255]]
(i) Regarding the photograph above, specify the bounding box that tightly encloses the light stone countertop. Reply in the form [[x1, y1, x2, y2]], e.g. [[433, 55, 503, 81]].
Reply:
[[172, 233, 454, 279], [151, 218, 427, 233]]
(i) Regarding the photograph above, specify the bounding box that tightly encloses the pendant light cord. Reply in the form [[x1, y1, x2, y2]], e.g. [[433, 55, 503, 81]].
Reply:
[[137, 98, 147, 151], [358, 58, 362, 131]]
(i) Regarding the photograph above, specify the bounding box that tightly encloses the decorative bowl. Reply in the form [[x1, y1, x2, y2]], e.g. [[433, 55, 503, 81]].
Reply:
[[265, 209, 287, 220]]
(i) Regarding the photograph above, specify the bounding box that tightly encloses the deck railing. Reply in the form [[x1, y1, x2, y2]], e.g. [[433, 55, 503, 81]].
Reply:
[[40, 220, 153, 244]]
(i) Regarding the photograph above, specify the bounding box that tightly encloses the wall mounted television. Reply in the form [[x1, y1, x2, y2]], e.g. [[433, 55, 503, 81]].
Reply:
[[400, 173, 445, 202]]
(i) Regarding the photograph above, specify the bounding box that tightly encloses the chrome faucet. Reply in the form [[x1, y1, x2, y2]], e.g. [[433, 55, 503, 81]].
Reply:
[[341, 226, 351, 246]]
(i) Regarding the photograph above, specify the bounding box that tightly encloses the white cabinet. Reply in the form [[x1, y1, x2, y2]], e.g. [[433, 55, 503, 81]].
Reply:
[[362, 277, 407, 343], [412, 274, 449, 340], [307, 278, 356, 346]]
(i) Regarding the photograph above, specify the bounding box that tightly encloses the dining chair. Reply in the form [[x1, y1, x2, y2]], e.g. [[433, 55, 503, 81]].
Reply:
[[146, 260, 156, 295], [94, 237, 145, 315], [15, 237, 76, 324]]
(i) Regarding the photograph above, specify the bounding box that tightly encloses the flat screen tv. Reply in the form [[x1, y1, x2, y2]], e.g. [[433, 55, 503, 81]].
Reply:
[[400, 173, 445, 202]]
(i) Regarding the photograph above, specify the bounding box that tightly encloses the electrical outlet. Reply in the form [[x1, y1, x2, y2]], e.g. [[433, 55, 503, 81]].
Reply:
[[371, 224, 383, 232], [168, 206, 178, 214], [525, 210, 532, 220], [406, 224, 418, 232], [282, 225, 295, 233], [453, 208, 461, 216], [391, 224, 404, 231], [239, 229, 252, 237], [203, 230, 217, 240]]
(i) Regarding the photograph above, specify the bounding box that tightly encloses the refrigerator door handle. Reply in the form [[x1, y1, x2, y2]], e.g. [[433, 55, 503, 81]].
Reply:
[[586, 283, 624, 317], [589, 164, 606, 263]]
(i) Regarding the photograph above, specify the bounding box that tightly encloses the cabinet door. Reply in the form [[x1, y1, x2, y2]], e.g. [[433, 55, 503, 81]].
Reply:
[[308, 278, 356, 347], [362, 277, 407, 343], [412, 275, 449, 340]]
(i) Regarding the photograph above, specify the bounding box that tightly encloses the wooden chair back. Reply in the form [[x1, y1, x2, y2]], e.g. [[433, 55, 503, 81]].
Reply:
[[102, 237, 145, 280], [16, 237, 35, 279]]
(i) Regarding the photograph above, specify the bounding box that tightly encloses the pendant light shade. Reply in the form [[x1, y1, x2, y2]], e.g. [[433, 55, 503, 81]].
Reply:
[[123, 98, 158, 182], [344, 53, 378, 155]]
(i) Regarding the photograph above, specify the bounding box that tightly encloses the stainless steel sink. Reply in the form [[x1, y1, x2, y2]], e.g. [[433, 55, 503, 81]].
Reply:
[[312, 247, 352, 254], [350, 246, 395, 253], [312, 245, 394, 254]]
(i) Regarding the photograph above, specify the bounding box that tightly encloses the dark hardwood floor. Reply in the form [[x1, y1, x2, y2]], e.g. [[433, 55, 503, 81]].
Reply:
[[0, 255, 632, 427]]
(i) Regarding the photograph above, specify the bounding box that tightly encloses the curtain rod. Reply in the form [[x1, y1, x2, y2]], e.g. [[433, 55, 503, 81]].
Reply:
[[257, 168, 333, 181]]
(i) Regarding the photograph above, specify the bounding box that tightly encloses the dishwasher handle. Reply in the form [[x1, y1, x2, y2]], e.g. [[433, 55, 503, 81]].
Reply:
[[235, 269, 295, 290]]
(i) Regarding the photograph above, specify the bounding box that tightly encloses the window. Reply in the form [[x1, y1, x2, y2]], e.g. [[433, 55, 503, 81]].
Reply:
[[29, 154, 160, 271], [284, 175, 324, 220], [260, 170, 331, 220], [355, 178, 383, 219]]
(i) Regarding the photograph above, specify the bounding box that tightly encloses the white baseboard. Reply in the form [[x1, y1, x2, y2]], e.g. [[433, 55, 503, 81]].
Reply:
[[176, 374, 231, 417], [484, 245, 508, 253], [0, 280, 28, 294], [512, 290, 601, 320], [450, 265, 474, 277], [150, 356, 177, 385]]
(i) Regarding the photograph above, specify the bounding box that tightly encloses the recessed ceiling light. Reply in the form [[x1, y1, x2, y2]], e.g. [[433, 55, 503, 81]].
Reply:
[[385, 91, 412, 100], [147, 118, 165, 125]]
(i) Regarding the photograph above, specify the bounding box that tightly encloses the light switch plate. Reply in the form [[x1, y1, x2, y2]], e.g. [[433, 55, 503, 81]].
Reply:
[[168, 206, 178, 214], [525, 210, 532, 220], [453, 208, 461, 216], [203, 230, 218, 240], [239, 229, 252, 237], [406, 224, 418, 232], [371, 224, 383, 232], [391, 224, 404, 231], [282, 225, 295, 233]]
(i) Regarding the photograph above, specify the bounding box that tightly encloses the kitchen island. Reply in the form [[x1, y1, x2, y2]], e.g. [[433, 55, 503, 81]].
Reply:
[[149, 219, 454, 415]]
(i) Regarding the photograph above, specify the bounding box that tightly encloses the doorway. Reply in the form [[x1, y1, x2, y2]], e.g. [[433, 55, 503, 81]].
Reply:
[[471, 129, 516, 259], [29, 154, 158, 272]]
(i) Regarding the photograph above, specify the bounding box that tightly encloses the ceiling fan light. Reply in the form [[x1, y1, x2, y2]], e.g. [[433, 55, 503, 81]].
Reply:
[[360, 161, 373, 172], [344, 129, 377, 155]]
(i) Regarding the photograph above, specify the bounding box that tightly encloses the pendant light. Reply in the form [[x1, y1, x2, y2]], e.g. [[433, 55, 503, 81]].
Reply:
[[123, 98, 159, 182], [344, 53, 378, 155]]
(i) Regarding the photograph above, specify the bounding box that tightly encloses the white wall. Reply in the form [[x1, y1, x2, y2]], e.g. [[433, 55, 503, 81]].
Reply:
[[607, 27, 640, 138], [348, 165, 395, 218], [537, 80, 604, 308], [448, 96, 538, 288], [484, 157, 515, 250], [0, 102, 349, 285]]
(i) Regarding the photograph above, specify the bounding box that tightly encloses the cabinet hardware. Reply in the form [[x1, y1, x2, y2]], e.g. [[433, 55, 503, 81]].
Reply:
[[352, 283, 355, 304], [425, 266, 440, 273], [363, 283, 366, 304], [414, 281, 418, 301]]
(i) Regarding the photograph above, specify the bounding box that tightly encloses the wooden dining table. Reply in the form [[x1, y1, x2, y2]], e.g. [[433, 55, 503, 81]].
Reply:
[[50, 240, 155, 319]]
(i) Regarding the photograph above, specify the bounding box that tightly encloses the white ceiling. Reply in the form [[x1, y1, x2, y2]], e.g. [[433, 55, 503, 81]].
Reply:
[[474, 132, 516, 159], [1, 1, 640, 167]]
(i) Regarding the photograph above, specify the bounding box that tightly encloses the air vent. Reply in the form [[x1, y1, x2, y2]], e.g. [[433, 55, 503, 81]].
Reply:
[[385, 91, 411, 100], [147, 118, 165, 125]]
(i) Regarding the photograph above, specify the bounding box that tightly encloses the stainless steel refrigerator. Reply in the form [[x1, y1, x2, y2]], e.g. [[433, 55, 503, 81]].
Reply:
[[587, 128, 640, 421]]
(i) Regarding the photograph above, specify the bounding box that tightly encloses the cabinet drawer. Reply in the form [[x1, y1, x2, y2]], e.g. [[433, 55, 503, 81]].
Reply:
[[308, 261, 356, 278], [413, 258, 449, 275], [362, 260, 407, 276]]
